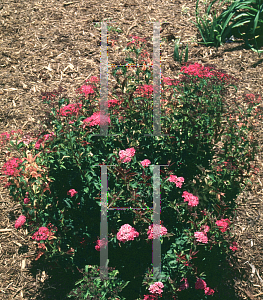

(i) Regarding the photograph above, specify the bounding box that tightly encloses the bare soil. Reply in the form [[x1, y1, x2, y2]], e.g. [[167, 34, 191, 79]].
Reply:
[[0, 0, 263, 299]]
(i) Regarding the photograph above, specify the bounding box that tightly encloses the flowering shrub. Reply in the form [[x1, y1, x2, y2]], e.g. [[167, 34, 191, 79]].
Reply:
[[0, 35, 262, 299]]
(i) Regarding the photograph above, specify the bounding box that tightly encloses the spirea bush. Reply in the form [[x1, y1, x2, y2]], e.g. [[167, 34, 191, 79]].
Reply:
[[0, 35, 262, 299]]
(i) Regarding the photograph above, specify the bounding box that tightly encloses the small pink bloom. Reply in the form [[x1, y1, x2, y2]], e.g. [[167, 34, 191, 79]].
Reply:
[[117, 224, 139, 243], [168, 175, 184, 188], [67, 189, 78, 197], [24, 197, 30, 204], [147, 224, 168, 239], [149, 281, 164, 295], [88, 76, 99, 83], [95, 238, 108, 251], [202, 225, 210, 233], [15, 215, 26, 229], [179, 278, 189, 291], [195, 278, 207, 290], [81, 85, 95, 97], [230, 241, 238, 251], [141, 159, 151, 167], [205, 287, 215, 295], [119, 147, 136, 163], [168, 175, 177, 183], [32, 227, 50, 241], [216, 218, 231, 233], [107, 99, 120, 107], [194, 231, 208, 244], [182, 191, 199, 207], [82, 111, 111, 127]]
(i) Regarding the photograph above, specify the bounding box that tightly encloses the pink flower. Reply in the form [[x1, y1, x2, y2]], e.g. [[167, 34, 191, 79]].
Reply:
[[82, 111, 111, 128], [67, 189, 78, 197], [179, 278, 189, 291], [230, 241, 238, 251], [195, 278, 207, 290], [203, 225, 210, 233], [205, 287, 215, 295], [141, 159, 151, 167], [119, 147, 136, 163], [149, 281, 164, 295], [168, 175, 185, 188], [32, 227, 51, 241], [194, 231, 208, 244], [216, 218, 231, 233], [135, 84, 154, 98], [24, 197, 30, 204], [95, 238, 108, 251], [182, 191, 199, 207], [57, 103, 82, 117], [81, 85, 95, 97], [117, 224, 139, 243], [34, 132, 55, 150], [107, 99, 120, 108], [88, 76, 99, 83], [1, 157, 23, 177], [147, 223, 168, 239], [15, 215, 26, 229]]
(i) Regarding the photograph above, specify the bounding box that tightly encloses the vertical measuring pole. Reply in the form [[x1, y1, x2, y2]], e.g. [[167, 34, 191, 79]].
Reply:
[[91, 21, 171, 283]]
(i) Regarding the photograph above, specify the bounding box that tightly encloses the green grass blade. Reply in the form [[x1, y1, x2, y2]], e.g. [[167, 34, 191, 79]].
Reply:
[[173, 41, 180, 62]]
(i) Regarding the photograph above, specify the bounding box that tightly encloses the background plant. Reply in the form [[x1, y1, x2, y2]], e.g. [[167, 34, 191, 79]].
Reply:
[[173, 38, 189, 65], [192, 0, 263, 54]]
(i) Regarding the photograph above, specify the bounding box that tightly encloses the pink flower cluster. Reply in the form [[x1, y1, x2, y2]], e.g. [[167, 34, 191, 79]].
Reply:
[[194, 225, 210, 244], [15, 215, 26, 229], [141, 159, 151, 167], [143, 277, 214, 297], [87, 76, 99, 83], [67, 189, 78, 197], [81, 84, 95, 97], [180, 62, 236, 84], [195, 278, 215, 295], [95, 238, 108, 251], [147, 224, 168, 239], [168, 174, 185, 188], [216, 218, 231, 233], [56, 103, 83, 117], [107, 99, 120, 108], [230, 241, 239, 252], [95, 223, 168, 251], [117, 224, 139, 242], [0, 129, 23, 147], [82, 111, 111, 128], [119, 147, 136, 163], [32, 226, 54, 241], [24, 197, 30, 204], [135, 84, 154, 99], [1, 157, 23, 177], [35, 132, 55, 150], [161, 75, 180, 87], [182, 191, 199, 207], [148, 281, 164, 295]]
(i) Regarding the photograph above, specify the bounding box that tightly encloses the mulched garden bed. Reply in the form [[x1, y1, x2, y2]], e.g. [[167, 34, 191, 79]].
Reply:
[[0, 0, 263, 299]]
